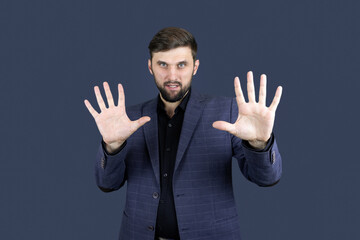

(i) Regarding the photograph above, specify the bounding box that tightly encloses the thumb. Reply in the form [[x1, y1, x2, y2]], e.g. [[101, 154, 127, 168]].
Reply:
[[212, 121, 235, 134], [133, 116, 151, 130]]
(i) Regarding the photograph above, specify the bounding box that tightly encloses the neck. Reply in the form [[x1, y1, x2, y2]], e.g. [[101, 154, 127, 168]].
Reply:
[[160, 91, 189, 118]]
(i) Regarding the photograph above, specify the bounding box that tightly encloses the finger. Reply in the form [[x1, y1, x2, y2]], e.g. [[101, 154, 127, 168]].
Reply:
[[132, 116, 151, 131], [258, 74, 267, 105], [118, 83, 125, 107], [103, 82, 115, 107], [269, 86, 283, 112], [234, 77, 246, 105], [247, 71, 256, 103], [212, 121, 235, 134], [94, 86, 106, 111], [84, 99, 99, 119]]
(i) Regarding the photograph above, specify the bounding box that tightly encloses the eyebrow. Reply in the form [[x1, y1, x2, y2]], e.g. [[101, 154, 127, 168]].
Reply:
[[177, 61, 188, 65], [156, 60, 188, 65], [157, 61, 167, 65]]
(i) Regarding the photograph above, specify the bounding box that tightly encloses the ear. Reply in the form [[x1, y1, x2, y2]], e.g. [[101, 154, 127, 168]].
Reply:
[[148, 59, 153, 75], [193, 59, 200, 75]]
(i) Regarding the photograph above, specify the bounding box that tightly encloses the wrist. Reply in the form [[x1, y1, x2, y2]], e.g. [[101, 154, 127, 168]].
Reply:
[[104, 140, 125, 154], [248, 139, 268, 150]]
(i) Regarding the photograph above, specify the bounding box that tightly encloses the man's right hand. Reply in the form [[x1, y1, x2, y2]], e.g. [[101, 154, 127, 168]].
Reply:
[[84, 82, 151, 154]]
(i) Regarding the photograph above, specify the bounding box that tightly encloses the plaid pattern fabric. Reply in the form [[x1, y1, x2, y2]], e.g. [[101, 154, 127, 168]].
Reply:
[[95, 91, 282, 240]]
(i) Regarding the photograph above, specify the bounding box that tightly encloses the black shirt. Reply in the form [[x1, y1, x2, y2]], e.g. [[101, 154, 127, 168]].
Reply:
[[155, 91, 190, 239]]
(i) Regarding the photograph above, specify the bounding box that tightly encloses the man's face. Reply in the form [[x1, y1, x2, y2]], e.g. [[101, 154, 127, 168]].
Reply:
[[148, 47, 199, 102]]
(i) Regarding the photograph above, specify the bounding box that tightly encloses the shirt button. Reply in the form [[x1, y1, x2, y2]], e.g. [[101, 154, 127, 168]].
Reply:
[[147, 225, 154, 231], [152, 192, 159, 199], [163, 173, 168, 177], [168, 123, 172, 127], [166, 147, 171, 151]]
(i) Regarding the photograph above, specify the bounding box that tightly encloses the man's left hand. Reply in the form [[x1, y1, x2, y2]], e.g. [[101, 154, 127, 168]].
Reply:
[[213, 71, 283, 150]]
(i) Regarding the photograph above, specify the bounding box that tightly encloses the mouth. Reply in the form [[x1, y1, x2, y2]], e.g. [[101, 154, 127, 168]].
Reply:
[[164, 82, 181, 90]]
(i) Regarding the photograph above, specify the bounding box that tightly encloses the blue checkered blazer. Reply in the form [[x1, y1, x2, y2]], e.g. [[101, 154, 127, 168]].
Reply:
[[95, 90, 282, 240]]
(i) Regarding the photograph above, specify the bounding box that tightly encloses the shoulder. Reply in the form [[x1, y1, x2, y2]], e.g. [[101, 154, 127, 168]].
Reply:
[[192, 91, 234, 109], [125, 97, 157, 119], [187, 91, 236, 121], [126, 98, 155, 111]]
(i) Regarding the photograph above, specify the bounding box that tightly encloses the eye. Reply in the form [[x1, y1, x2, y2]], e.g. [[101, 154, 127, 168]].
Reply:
[[159, 62, 167, 67], [178, 63, 186, 68]]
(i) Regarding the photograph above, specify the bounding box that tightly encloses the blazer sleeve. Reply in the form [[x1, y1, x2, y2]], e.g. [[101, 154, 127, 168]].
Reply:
[[94, 141, 128, 192], [230, 98, 282, 187]]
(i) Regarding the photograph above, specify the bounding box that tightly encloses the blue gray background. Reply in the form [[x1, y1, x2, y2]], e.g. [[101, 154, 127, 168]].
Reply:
[[1, 0, 359, 239]]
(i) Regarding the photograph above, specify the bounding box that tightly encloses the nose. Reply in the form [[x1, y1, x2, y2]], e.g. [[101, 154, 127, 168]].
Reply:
[[168, 66, 178, 80]]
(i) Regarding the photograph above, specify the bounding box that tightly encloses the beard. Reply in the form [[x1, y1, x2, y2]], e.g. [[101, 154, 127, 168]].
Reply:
[[154, 78, 192, 103]]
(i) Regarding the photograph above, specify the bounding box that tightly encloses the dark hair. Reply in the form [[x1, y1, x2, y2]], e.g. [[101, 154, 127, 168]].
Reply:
[[148, 27, 197, 60]]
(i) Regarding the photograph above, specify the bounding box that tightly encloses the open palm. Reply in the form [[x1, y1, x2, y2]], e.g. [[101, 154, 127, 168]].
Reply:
[[84, 82, 150, 153], [213, 71, 282, 148]]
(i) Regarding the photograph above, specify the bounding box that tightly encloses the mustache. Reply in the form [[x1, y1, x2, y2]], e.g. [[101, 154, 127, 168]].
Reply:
[[164, 81, 182, 86]]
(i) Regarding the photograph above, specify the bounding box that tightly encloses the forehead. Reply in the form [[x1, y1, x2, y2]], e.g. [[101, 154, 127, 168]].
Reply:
[[152, 47, 193, 63]]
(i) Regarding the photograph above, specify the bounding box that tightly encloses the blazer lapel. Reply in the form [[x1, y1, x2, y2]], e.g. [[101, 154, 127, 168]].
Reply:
[[174, 91, 206, 172], [142, 98, 160, 185]]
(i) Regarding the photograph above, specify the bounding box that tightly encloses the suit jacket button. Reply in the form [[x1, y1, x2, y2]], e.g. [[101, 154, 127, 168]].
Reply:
[[271, 151, 276, 164], [152, 192, 159, 199], [147, 225, 154, 231], [101, 157, 105, 169]]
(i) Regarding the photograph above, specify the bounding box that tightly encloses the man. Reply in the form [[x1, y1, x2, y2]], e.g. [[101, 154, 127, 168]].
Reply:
[[84, 27, 283, 240]]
